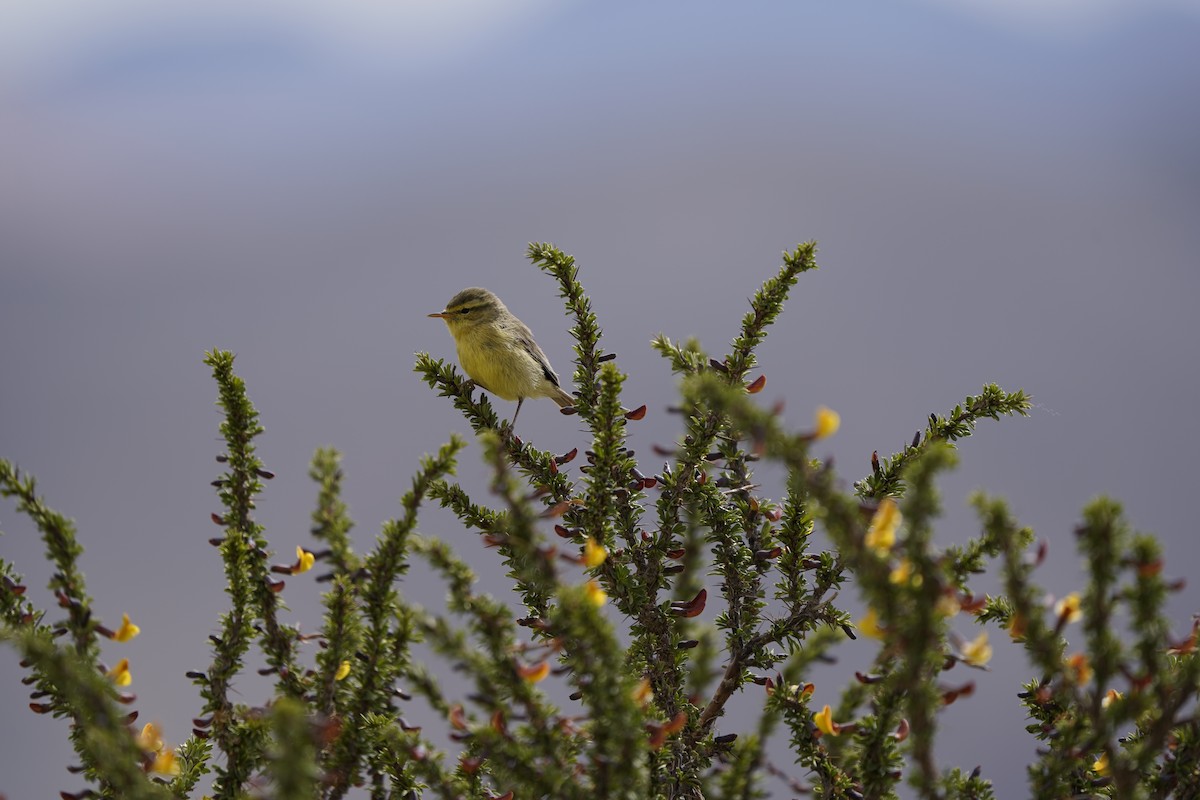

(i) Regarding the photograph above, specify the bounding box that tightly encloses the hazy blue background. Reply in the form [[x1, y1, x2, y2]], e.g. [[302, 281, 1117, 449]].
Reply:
[[3, 2, 1199, 797]]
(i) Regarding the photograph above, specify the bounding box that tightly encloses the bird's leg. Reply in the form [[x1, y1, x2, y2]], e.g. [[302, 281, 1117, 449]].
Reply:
[[510, 397, 524, 430]]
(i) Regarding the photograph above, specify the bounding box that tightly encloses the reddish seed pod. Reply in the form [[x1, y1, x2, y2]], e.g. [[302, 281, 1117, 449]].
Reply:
[[560, 406, 579, 416], [448, 705, 467, 731], [746, 375, 766, 393], [625, 405, 647, 421], [671, 588, 707, 618], [540, 500, 572, 518]]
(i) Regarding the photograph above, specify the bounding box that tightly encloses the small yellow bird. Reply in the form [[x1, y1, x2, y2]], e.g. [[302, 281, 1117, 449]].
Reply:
[[429, 287, 575, 426]]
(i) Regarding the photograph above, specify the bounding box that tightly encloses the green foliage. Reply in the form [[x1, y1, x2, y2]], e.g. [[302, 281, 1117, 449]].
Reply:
[[2, 242, 1197, 800]]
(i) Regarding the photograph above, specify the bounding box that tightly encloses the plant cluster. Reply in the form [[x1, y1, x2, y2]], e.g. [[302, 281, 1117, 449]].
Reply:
[[2, 242, 1197, 799]]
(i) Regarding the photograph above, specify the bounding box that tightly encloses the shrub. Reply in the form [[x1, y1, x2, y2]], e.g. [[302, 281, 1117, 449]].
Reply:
[[2, 242, 1196, 799]]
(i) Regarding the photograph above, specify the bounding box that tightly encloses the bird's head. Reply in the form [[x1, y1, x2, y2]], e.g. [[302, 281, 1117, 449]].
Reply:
[[428, 287, 506, 334]]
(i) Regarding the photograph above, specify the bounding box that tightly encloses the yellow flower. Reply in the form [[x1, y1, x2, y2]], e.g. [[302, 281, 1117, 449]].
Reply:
[[961, 632, 992, 667], [813, 406, 840, 440], [152, 749, 180, 776], [583, 538, 607, 569], [1054, 592, 1082, 624], [813, 704, 840, 736], [936, 593, 962, 619], [1102, 688, 1123, 708], [113, 613, 140, 643], [584, 580, 607, 607], [1007, 612, 1027, 641], [1066, 652, 1093, 684], [865, 498, 900, 554], [107, 658, 132, 687], [889, 558, 921, 586], [1092, 752, 1110, 776], [632, 677, 654, 707], [136, 723, 163, 753], [295, 546, 316, 574], [858, 609, 886, 640], [521, 661, 551, 683], [334, 660, 351, 681]]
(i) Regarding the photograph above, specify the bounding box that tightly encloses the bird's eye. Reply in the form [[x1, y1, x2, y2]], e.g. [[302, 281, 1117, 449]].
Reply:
[[459, 307, 471, 315]]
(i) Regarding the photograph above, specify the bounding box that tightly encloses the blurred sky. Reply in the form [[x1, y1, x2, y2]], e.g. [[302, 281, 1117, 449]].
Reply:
[[2, 2, 1199, 797]]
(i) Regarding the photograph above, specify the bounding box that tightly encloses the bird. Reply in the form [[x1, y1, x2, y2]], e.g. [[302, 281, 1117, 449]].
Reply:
[[428, 287, 575, 427]]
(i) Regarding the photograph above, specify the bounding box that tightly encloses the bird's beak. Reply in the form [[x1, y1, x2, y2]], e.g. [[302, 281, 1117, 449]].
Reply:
[[428, 311, 449, 319]]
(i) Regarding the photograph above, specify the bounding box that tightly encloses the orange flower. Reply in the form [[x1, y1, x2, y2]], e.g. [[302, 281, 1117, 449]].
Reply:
[[520, 661, 551, 684], [1066, 653, 1093, 684]]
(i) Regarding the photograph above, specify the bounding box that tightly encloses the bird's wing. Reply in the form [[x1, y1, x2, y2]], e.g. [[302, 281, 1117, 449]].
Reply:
[[516, 323, 560, 386]]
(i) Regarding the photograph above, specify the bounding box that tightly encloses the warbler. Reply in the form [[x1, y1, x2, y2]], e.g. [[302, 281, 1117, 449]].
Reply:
[[429, 287, 575, 426]]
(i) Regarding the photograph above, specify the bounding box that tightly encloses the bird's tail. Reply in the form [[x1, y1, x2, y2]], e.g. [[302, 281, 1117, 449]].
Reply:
[[551, 386, 576, 408]]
